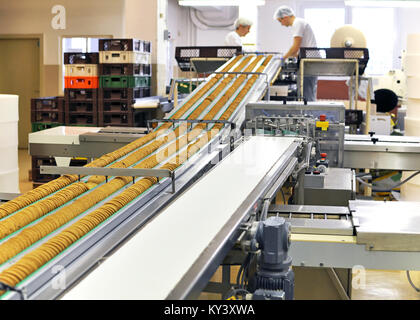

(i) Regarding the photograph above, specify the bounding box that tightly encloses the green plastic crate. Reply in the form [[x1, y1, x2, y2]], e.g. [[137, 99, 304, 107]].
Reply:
[[128, 76, 151, 88], [177, 82, 198, 94], [100, 76, 151, 88], [31, 122, 63, 132]]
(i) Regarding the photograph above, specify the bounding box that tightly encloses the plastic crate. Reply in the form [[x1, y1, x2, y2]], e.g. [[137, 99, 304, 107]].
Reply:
[[64, 76, 99, 89], [99, 87, 151, 101], [66, 101, 97, 113], [64, 89, 98, 102], [100, 76, 151, 88], [99, 38, 151, 53], [31, 111, 65, 123], [99, 63, 152, 76], [31, 96, 64, 112], [65, 113, 98, 126], [64, 64, 98, 77], [177, 81, 200, 94], [99, 51, 151, 64], [31, 156, 59, 183], [99, 113, 134, 126], [99, 110, 155, 127], [143, 41, 152, 53], [31, 122, 63, 132], [298, 47, 369, 75], [64, 52, 99, 64], [31, 156, 89, 183], [100, 100, 132, 112]]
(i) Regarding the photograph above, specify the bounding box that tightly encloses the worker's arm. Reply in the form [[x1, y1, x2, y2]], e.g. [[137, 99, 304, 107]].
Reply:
[[283, 36, 302, 59]]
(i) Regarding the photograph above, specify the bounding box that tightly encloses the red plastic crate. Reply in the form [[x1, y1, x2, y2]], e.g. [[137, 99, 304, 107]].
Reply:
[[65, 76, 99, 89]]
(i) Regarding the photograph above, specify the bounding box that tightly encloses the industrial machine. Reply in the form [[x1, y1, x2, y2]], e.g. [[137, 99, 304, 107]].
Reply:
[[1, 49, 420, 300]]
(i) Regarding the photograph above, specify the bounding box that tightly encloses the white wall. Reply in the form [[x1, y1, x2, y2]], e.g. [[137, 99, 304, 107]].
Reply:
[[166, 0, 420, 80], [397, 7, 420, 69], [167, 0, 298, 56], [0, 0, 125, 65], [257, 0, 296, 54]]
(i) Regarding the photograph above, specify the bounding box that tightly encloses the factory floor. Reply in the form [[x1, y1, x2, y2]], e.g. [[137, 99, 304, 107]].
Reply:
[[16, 149, 420, 300]]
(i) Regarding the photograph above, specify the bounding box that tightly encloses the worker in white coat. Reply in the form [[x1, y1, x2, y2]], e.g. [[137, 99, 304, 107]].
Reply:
[[225, 17, 253, 49], [274, 6, 318, 101]]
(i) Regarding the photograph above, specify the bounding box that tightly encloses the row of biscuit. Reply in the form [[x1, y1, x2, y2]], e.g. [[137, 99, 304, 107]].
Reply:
[[0, 175, 157, 292], [0, 177, 130, 265], [90, 58, 251, 183], [0, 182, 88, 240], [126, 57, 253, 170], [0, 55, 248, 237], [0, 55, 249, 263], [0, 175, 78, 220], [87, 125, 186, 185], [0, 172, 171, 293], [0, 56, 244, 222], [0, 55, 266, 294]]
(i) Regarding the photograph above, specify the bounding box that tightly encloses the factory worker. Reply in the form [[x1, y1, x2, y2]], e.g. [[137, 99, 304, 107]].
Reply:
[[225, 17, 253, 49], [274, 6, 318, 101]]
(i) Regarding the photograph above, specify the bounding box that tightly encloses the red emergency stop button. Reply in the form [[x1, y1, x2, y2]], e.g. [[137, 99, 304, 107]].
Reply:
[[320, 153, 327, 158], [320, 114, 326, 121]]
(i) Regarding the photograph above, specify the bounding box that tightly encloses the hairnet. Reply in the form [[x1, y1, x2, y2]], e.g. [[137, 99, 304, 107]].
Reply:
[[273, 6, 295, 19], [234, 17, 253, 29]]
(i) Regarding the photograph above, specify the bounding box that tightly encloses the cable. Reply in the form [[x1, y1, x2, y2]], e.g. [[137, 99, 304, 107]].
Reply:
[[356, 172, 372, 178], [224, 287, 250, 300], [280, 189, 286, 204], [236, 260, 245, 286], [238, 253, 252, 286], [406, 271, 420, 293], [357, 171, 420, 193], [236, 252, 251, 286], [242, 253, 253, 287]]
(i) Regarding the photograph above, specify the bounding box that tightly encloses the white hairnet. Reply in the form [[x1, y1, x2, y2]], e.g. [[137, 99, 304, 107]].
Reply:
[[273, 6, 295, 19], [234, 17, 253, 29]]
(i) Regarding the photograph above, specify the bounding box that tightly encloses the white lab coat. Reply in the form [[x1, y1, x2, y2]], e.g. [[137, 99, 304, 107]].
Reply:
[[225, 31, 242, 46]]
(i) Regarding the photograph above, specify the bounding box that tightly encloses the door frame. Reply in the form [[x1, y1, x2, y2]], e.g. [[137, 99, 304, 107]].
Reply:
[[0, 34, 44, 96]]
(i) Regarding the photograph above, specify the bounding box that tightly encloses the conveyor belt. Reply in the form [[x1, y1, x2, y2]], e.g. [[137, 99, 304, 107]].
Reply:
[[0, 54, 281, 299], [61, 136, 299, 300]]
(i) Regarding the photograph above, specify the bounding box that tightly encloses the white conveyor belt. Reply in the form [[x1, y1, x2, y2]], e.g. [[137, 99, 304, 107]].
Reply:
[[62, 136, 297, 300]]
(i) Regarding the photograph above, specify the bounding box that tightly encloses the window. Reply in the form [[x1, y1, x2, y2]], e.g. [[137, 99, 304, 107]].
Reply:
[[304, 7, 346, 48], [61, 37, 104, 92], [351, 7, 395, 75], [299, 1, 397, 76]]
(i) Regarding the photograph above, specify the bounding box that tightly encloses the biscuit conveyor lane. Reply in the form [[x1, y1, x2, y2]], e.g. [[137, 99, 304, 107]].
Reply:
[[0, 54, 284, 300], [60, 136, 302, 300]]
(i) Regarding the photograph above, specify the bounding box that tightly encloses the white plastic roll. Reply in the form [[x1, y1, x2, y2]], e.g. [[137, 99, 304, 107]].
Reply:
[[0, 94, 19, 194], [402, 171, 420, 184], [407, 77, 420, 99], [401, 182, 420, 201], [330, 25, 367, 48], [407, 34, 420, 54], [405, 54, 420, 77], [405, 117, 420, 136], [0, 147, 18, 174], [407, 98, 420, 118], [400, 171, 420, 201], [0, 169, 20, 194], [402, 34, 420, 201]]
